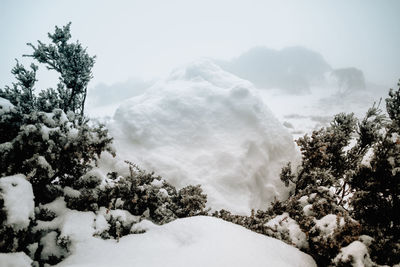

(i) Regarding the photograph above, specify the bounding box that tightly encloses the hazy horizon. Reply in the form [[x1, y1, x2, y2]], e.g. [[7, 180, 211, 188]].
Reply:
[[1, 0, 399, 90]]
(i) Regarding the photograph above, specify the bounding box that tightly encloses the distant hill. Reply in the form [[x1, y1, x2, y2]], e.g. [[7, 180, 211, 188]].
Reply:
[[218, 46, 367, 94]]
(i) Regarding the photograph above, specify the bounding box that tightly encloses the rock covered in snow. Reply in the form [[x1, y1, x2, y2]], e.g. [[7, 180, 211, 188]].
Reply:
[[0, 174, 34, 230], [110, 60, 297, 214]]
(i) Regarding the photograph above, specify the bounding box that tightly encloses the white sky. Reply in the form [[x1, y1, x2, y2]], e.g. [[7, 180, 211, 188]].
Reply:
[[1, 0, 399, 89]]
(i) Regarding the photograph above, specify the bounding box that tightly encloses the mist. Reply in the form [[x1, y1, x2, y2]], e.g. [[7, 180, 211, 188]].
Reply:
[[1, 0, 399, 90]]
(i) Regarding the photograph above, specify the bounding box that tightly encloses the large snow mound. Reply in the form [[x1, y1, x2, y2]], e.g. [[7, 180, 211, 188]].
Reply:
[[0, 174, 34, 230], [110, 60, 297, 214], [58, 216, 316, 267]]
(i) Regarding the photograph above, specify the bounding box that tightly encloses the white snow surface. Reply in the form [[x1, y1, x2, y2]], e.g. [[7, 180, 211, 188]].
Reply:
[[0, 252, 33, 267], [0, 174, 34, 230], [110, 60, 298, 214], [57, 215, 315, 267], [0, 97, 14, 114]]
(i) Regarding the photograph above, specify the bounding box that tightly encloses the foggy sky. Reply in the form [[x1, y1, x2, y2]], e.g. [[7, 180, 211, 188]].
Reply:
[[1, 0, 399, 90]]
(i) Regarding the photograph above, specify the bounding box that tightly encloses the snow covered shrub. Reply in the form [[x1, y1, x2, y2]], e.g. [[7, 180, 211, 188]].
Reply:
[[94, 207, 141, 240], [348, 82, 400, 265], [63, 161, 208, 240], [174, 184, 208, 218], [0, 23, 114, 205], [277, 83, 400, 266], [215, 186, 359, 265], [0, 108, 113, 204], [0, 23, 113, 265], [99, 162, 208, 226], [216, 84, 400, 266]]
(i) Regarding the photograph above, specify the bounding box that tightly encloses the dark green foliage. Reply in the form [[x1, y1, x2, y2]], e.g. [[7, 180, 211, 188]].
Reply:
[[174, 184, 208, 218], [293, 113, 357, 195], [0, 61, 38, 114], [25, 23, 95, 116], [387, 85, 400, 127]]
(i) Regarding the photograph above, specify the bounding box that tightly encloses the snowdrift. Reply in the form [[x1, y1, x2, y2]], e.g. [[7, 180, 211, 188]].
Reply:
[[110, 60, 297, 214], [58, 216, 316, 267]]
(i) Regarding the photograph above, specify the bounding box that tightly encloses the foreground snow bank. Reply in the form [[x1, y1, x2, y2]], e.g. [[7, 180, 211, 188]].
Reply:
[[0, 174, 34, 230], [110, 60, 297, 214], [0, 252, 32, 267], [58, 216, 316, 267]]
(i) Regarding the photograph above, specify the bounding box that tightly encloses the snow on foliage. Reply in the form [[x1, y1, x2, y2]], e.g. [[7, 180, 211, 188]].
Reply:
[[313, 214, 345, 237], [111, 60, 297, 214], [333, 241, 374, 267], [0, 174, 34, 230], [264, 212, 308, 249]]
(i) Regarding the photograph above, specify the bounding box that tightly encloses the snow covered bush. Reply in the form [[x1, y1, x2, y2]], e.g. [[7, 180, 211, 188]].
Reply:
[[274, 86, 400, 265], [348, 82, 400, 265], [0, 106, 114, 204], [216, 83, 400, 266], [61, 161, 208, 241], [0, 23, 114, 206], [214, 186, 360, 266], [92, 161, 208, 227]]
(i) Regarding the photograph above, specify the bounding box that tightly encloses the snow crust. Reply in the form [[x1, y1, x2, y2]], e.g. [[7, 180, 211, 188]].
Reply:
[[57, 216, 316, 267], [0, 174, 34, 230], [110, 60, 297, 214]]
